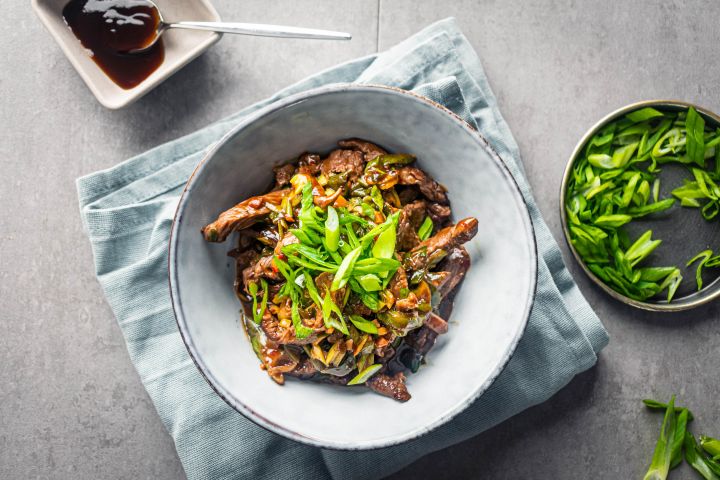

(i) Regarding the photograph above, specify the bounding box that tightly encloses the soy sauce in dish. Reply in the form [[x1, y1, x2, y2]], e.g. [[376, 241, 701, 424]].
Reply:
[[62, 0, 164, 89]]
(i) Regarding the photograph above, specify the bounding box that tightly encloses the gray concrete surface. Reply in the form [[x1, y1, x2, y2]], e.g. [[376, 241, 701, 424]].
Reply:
[[1, 1, 719, 478]]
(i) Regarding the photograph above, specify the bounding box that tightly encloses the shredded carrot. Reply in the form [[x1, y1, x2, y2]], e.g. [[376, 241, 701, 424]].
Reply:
[[334, 194, 348, 208], [353, 335, 368, 356]]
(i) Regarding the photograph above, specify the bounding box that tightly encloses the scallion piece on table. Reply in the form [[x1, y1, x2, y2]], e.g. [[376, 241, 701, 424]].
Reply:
[[685, 432, 720, 480], [643, 396, 676, 480], [670, 408, 689, 469], [642, 399, 695, 421], [701, 436, 720, 459]]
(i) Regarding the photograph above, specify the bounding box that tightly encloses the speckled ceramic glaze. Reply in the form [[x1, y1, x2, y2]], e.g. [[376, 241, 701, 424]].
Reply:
[[169, 84, 537, 449]]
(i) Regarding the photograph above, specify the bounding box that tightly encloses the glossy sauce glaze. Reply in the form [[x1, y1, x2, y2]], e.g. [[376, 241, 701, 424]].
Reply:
[[62, 0, 164, 89]]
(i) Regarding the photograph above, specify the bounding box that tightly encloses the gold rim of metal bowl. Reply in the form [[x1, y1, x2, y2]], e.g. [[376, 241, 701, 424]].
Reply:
[[560, 99, 720, 312]]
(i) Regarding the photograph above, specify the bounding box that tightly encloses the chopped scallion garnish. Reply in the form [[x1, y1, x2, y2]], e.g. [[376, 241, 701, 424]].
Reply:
[[325, 205, 340, 252], [417, 216, 433, 241], [331, 246, 362, 291], [349, 314, 379, 334], [347, 364, 382, 385]]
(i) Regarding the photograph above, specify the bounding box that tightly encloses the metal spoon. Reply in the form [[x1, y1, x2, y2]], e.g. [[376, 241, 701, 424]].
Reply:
[[127, 0, 351, 53]]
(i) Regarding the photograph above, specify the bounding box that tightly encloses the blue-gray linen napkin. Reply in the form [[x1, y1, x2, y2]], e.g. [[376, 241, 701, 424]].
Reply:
[[77, 18, 609, 480]]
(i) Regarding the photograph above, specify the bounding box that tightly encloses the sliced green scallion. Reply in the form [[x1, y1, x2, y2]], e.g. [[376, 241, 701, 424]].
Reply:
[[347, 364, 382, 385], [348, 314, 379, 334], [643, 396, 676, 480], [417, 216, 433, 241], [331, 246, 362, 291], [565, 106, 719, 303], [324, 205, 340, 252]]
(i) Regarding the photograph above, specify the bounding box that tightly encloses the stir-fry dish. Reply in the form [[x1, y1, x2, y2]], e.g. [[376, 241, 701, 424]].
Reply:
[[202, 139, 478, 401]]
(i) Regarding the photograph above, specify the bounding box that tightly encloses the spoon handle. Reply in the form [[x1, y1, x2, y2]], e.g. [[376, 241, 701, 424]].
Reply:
[[166, 21, 351, 41]]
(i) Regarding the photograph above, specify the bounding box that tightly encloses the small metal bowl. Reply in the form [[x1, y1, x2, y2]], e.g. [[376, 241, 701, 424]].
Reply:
[[560, 100, 720, 312]]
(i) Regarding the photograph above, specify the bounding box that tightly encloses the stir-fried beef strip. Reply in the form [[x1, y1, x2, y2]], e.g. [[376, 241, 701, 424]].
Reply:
[[273, 163, 296, 188], [285, 357, 318, 379], [396, 200, 427, 251], [366, 372, 411, 402], [261, 306, 318, 346], [424, 312, 449, 334], [337, 138, 388, 162], [202, 188, 290, 242], [346, 296, 374, 317], [274, 232, 299, 257], [242, 254, 280, 286], [202, 139, 478, 401], [298, 153, 322, 176], [388, 264, 409, 301], [395, 199, 452, 251], [426, 202, 452, 228], [320, 149, 365, 181], [405, 326, 437, 357], [433, 247, 471, 298], [405, 217, 478, 271], [397, 166, 449, 204], [395, 293, 419, 312], [397, 186, 420, 205]]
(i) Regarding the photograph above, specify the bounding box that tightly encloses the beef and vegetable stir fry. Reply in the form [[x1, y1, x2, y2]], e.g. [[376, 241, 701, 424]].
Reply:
[[202, 139, 478, 401]]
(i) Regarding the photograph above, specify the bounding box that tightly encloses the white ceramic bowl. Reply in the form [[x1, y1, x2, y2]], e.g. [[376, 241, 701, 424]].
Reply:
[[169, 84, 537, 449]]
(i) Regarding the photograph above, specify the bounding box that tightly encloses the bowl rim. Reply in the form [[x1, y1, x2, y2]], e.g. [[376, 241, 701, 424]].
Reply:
[[559, 99, 720, 312], [168, 83, 538, 450]]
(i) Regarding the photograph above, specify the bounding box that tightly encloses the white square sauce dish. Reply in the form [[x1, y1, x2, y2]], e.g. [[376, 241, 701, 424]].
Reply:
[[32, 0, 221, 109]]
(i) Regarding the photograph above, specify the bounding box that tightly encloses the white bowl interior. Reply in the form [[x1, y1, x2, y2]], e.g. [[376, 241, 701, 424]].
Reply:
[[32, 0, 221, 109], [171, 86, 536, 449]]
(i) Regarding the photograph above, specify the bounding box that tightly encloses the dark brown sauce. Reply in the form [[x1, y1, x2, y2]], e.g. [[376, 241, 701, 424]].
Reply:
[[62, 0, 164, 89]]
